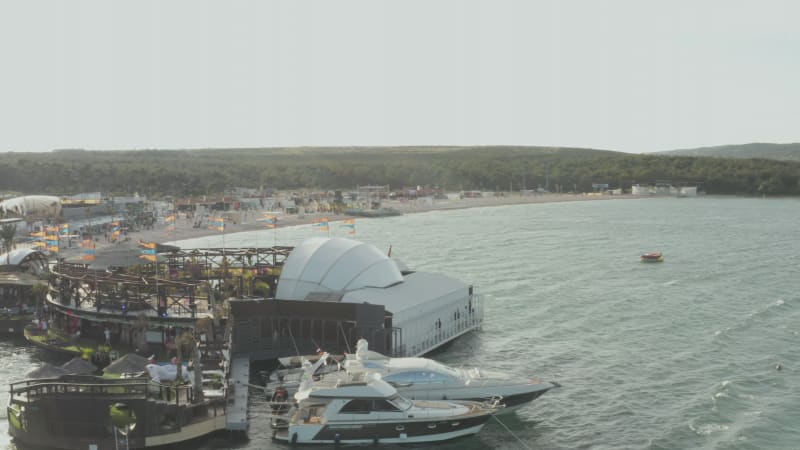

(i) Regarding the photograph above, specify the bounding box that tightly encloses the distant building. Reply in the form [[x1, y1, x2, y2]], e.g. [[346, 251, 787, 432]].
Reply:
[[632, 183, 698, 197]]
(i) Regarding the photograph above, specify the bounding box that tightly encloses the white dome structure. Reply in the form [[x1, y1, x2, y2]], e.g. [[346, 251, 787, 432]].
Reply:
[[0, 195, 61, 218], [0, 248, 48, 274], [276, 237, 403, 301]]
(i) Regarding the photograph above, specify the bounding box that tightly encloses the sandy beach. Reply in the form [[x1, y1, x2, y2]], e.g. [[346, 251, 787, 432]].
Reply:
[[73, 193, 639, 255]]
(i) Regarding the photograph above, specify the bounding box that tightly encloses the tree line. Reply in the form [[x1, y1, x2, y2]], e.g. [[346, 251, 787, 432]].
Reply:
[[1, 146, 799, 197]]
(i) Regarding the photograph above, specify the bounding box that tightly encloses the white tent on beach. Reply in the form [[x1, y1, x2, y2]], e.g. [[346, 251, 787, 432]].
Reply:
[[0, 196, 62, 219]]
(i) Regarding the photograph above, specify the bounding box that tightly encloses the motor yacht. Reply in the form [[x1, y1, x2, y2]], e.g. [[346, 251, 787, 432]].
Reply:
[[271, 372, 501, 445], [267, 339, 557, 414]]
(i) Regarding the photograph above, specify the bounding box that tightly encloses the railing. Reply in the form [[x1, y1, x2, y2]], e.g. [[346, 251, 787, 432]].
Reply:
[[9, 377, 201, 406], [49, 267, 205, 318], [403, 294, 484, 357], [8, 376, 228, 439]]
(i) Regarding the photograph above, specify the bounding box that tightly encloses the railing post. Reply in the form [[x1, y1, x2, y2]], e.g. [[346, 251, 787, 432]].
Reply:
[[175, 386, 182, 432]]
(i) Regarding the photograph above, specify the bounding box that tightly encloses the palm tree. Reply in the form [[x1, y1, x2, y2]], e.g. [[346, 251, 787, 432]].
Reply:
[[1, 223, 17, 265]]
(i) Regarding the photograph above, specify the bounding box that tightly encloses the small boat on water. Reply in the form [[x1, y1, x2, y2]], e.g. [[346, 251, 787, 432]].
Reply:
[[271, 371, 502, 445], [640, 252, 664, 263], [266, 339, 556, 414]]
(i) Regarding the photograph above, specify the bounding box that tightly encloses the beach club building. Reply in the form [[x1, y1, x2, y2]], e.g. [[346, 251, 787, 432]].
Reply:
[[229, 237, 482, 359]]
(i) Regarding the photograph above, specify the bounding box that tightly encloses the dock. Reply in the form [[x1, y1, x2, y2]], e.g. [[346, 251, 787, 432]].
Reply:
[[225, 355, 250, 431]]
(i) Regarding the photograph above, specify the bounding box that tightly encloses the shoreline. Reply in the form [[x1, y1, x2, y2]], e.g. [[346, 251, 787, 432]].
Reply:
[[69, 193, 642, 255]]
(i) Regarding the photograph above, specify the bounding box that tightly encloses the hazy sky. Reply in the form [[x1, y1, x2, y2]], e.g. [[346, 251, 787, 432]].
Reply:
[[1, 1, 798, 153]]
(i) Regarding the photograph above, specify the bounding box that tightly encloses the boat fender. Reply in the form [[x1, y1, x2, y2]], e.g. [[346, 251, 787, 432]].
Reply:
[[373, 437, 379, 445], [334, 433, 341, 446], [291, 432, 298, 445]]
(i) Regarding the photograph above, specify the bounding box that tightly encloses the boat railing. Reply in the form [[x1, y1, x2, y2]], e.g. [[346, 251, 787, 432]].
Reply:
[[9, 377, 208, 407]]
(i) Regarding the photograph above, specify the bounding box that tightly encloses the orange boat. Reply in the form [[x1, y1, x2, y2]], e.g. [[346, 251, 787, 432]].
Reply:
[[641, 252, 664, 262]]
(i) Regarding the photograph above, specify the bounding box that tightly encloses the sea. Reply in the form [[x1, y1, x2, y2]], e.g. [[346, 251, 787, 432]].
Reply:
[[2, 196, 799, 450]]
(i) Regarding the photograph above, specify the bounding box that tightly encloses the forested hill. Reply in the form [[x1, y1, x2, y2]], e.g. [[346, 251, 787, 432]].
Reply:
[[1, 145, 800, 197], [657, 143, 800, 161]]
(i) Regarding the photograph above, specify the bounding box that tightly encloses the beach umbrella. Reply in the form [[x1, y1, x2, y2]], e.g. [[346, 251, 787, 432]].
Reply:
[[26, 363, 69, 379], [103, 353, 150, 374], [62, 247, 167, 270], [61, 356, 98, 375]]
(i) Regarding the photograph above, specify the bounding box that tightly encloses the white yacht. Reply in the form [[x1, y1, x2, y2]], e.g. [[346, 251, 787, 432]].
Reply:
[[267, 339, 557, 414], [271, 372, 501, 445]]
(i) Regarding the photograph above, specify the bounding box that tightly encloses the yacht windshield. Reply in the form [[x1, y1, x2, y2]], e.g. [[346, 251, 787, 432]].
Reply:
[[389, 394, 413, 411], [431, 361, 461, 378]]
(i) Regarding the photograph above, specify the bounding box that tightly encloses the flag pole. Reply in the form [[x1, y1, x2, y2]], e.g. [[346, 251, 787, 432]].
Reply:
[[155, 249, 159, 303]]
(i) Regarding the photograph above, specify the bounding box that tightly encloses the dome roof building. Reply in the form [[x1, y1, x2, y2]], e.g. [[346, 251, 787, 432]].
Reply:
[[272, 237, 482, 356], [276, 237, 403, 301]]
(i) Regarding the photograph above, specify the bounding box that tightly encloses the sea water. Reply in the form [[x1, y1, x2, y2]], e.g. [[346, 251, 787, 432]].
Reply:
[[2, 196, 799, 450]]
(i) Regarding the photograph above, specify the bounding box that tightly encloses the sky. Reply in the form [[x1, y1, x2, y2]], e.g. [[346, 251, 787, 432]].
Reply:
[[1, 0, 799, 154]]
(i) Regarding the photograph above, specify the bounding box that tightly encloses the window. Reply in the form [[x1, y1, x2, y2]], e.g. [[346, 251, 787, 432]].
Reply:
[[384, 372, 422, 384], [372, 399, 401, 412], [427, 371, 456, 382], [340, 399, 372, 413], [389, 394, 413, 411], [429, 362, 460, 379], [384, 369, 456, 384]]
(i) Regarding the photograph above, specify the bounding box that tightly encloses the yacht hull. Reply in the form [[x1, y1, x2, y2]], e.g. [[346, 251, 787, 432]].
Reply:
[[275, 414, 490, 444]]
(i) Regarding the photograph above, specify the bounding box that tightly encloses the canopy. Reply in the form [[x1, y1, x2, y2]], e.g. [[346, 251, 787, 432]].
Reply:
[[61, 357, 98, 375], [63, 247, 167, 270], [0, 271, 40, 287], [104, 353, 150, 374], [0, 248, 47, 267], [0, 196, 61, 219], [26, 363, 69, 379], [276, 237, 403, 301]]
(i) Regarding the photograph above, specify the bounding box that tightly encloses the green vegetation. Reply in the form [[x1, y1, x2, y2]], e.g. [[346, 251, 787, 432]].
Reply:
[[2, 146, 800, 196], [658, 143, 800, 161]]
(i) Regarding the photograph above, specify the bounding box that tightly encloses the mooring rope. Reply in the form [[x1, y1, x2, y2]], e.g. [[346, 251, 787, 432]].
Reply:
[[491, 414, 533, 450], [285, 326, 300, 356]]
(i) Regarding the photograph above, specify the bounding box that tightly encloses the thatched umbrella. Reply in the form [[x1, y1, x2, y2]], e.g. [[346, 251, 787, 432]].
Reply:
[[26, 363, 69, 379], [61, 357, 98, 375], [103, 353, 150, 375]]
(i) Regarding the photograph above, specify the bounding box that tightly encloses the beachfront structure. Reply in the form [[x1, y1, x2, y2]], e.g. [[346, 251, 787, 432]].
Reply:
[[0, 269, 42, 334], [264, 237, 482, 357], [354, 185, 390, 209], [0, 195, 62, 219], [632, 183, 699, 197], [12, 237, 482, 446], [8, 374, 229, 450], [0, 248, 49, 334]]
